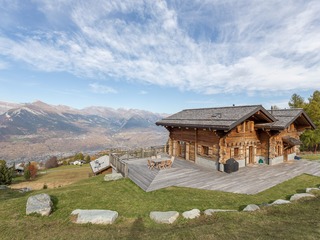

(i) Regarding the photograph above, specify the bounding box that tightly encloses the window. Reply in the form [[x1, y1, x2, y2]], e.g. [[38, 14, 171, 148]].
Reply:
[[234, 148, 239, 158], [202, 146, 209, 156]]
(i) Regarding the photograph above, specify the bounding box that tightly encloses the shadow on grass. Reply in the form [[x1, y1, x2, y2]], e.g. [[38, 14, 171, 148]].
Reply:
[[296, 188, 306, 193], [0, 188, 30, 201], [50, 195, 59, 213], [128, 216, 145, 239]]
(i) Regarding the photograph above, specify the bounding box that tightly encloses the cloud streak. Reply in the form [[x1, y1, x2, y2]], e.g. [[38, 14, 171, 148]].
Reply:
[[89, 83, 118, 94], [0, 0, 319, 95]]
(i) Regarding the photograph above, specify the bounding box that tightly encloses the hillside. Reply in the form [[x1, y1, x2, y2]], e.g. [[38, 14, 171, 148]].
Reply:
[[1, 171, 320, 239], [0, 101, 168, 162]]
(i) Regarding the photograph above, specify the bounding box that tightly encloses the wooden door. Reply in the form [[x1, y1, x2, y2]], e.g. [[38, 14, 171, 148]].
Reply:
[[179, 141, 186, 158], [249, 146, 254, 164], [189, 143, 195, 161], [284, 149, 288, 162]]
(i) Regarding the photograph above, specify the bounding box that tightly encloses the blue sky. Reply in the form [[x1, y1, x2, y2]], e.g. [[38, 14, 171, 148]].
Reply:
[[0, 0, 319, 114]]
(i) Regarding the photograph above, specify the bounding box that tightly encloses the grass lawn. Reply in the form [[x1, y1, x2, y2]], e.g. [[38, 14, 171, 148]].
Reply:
[[10, 164, 93, 190], [300, 153, 320, 161], [1, 167, 320, 239]]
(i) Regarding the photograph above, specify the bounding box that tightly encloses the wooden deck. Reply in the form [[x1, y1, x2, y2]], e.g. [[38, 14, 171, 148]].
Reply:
[[125, 157, 320, 194]]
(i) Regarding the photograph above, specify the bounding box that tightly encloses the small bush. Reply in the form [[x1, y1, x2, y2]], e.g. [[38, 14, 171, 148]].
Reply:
[[85, 155, 91, 163], [45, 156, 59, 169], [43, 184, 48, 189], [74, 153, 84, 161], [0, 160, 13, 185], [24, 162, 37, 180], [24, 168, 31, 181]]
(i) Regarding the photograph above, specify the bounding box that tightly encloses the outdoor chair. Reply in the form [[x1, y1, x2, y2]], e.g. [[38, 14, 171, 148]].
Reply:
[[158, 160, 166, 170], [147, 159, 155, 170], [165, 160, 172, 168]]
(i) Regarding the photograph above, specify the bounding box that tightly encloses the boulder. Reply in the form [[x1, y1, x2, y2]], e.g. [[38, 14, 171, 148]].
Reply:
[[306, 188, 320, 193], [0, 185, 8, 190], [19, 187, 32, 193], [182, 209, 200, 219], [71, 209, 118, 224], [26, 193, 52, 216], [243, 204, 260, 212], [150, 211, 179, 224], [270, 199, 291, 205], [290, 193, 315, 201], [204, 209, 237, 216], [104, 173, 123, 181]]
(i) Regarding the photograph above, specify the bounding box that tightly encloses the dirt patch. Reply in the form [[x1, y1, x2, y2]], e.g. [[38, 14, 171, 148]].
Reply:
[[10, 181, 76, 190]]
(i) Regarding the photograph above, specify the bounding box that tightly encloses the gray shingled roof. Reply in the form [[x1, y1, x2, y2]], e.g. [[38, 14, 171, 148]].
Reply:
[[256, 109, 316, 130], [156, 105, 275, 131]]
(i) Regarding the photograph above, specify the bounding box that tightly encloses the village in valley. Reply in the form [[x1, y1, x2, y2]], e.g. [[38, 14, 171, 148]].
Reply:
[[1, 1, 320, 239]]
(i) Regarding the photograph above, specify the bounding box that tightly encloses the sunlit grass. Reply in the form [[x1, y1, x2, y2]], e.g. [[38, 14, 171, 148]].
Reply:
[[1, 167, 320, 239]]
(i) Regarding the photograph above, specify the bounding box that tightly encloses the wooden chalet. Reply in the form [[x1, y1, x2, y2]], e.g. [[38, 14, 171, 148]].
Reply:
[[156, 105, 316, 170]]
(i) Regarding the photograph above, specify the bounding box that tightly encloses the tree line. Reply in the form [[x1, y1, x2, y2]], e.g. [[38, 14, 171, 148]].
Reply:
[[288, 90, 320, 152]]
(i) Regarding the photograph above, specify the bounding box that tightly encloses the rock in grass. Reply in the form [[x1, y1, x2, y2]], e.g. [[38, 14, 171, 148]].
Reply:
[[306, 188, 320, 193], [26, 193, 52, 216], [270, 199, 291, 205], [290, 193, 315, 201], [0, 185, 8, 190], [243, 204, 260, 212], [71, 209, 118, 224], [182, 209, 200, 219], [150, 211, 179, 224], [104, 173, 123, 181], [19, 187, 32, 193], [204, 209, 238, 216]]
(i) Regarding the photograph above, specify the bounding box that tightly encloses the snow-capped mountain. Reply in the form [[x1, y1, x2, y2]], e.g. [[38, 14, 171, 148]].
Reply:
[[0, 101, 168, 162]]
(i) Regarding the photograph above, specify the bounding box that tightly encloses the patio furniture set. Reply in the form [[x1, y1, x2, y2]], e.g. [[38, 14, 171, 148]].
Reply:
[[147, 156, 175, 170]]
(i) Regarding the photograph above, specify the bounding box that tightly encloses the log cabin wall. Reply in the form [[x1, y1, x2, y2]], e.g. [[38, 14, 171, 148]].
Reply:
[[269, 123, 300, 163], [222, 121, 261, 166], [168, 127, 220, 162]]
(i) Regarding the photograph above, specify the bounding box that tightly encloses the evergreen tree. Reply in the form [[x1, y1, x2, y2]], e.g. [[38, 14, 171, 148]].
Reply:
[[24, 162, 31, 180], [0, 160, 13, 185], [74, 152, 84, 160], [288, 93, 305, 109], [290, 91, 320, 152], [84, 155, 91, 163]]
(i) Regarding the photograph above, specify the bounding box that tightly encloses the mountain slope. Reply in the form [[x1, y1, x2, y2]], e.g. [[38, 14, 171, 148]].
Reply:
[[0, 101, 168, 162]]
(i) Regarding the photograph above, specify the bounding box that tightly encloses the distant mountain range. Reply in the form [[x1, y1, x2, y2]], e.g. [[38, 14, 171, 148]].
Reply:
[[0, 101, 168, 162]]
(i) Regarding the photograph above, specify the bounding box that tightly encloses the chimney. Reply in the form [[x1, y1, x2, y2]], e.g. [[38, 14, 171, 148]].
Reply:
[[271, 106, 274, 114]]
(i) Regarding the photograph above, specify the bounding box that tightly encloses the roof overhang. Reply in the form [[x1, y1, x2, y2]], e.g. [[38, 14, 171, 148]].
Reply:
[[282, 136, 302, 147], [156, 105, 276, 132]]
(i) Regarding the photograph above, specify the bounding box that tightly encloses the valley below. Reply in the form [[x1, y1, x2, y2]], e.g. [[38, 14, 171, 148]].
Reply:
[[0, 101, 168, 162]]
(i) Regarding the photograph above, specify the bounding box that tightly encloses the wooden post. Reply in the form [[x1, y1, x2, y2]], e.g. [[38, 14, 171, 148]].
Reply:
[[186, 142, 190, 160]]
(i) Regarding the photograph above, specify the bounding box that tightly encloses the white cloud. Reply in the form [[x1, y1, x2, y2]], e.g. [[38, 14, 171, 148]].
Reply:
[[0, 60, 8, 70], [0, 0, 320, 95], [139, 90, 148, 95], [89, 83, 118, 94]]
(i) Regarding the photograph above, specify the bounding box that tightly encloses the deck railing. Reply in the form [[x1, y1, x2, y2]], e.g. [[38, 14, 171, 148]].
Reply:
[[110, 154, 128, 177], [109, 145, 167, 177]]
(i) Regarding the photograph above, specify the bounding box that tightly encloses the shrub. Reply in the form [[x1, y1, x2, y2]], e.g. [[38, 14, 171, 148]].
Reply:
[[45, 156, 59, 169], [28, 164, 38, 179], [74, 152, 84, 160], [24, 168, 31, 181], [85, 155, 91, 163], [0, 160, 13, 185], [43, 184, 48, 189]]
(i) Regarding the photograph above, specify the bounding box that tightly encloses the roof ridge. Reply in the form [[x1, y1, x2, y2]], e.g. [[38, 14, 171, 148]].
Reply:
[[182, 105, 262, 111], [269, 108, 303, 111]]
